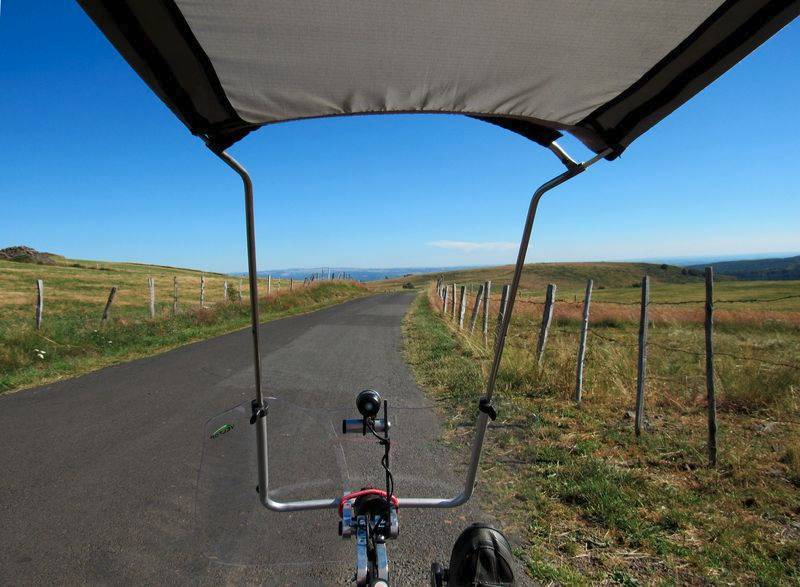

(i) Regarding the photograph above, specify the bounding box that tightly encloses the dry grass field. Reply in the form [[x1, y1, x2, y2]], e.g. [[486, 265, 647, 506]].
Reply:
[[0, 257, 365, 393], [404, 273, 800, 584]]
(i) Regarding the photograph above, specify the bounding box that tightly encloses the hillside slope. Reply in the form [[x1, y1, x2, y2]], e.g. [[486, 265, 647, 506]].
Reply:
[[0, 254, 289, 316], [691, 255, 800, 281], [377, 261, 710, 293], [1, 252, 364, 392]]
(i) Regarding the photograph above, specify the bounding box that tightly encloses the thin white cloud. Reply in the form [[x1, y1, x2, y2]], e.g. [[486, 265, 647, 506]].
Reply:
[[427, 240, 517, 253]]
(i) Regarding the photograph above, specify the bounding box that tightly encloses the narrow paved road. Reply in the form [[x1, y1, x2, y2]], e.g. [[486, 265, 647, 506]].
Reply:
[[0, 293, 503, 585]]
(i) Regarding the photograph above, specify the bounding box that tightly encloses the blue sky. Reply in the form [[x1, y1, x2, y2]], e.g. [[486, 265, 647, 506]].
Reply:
[[1, 3, 798, 273]]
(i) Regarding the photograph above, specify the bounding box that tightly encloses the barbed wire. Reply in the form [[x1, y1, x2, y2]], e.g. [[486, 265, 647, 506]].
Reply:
[[476, 291, 800, 307], [584, 329, 800, 370], [433, 284, 800, 370], [591, 293, 800, 306]]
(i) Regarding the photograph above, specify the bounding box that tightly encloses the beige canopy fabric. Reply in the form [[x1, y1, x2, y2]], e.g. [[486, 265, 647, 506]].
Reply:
[[78, 1, 797, 157]]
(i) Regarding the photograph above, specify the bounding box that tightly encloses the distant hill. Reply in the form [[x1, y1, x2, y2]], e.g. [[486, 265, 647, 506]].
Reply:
[[253, 266, 480, 282], [376, 261, 714, 292], [690, 255, 800, 281]]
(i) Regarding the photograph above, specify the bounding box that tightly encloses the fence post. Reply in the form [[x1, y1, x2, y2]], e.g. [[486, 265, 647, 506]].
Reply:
[[635, 274, 650, 437], [223, 281, 229, 302], [267, 275, 272, 295], [290, 278, 293, 291], [483, 281, 491, 345], [200, 275, 205, 308], [101, 286, 118, 323], [705, 267, 717, 466], [574, 279, 593, 403], [441, 284, 448, 315], [458, 285, 467, 329], [451, 284, 458, 319], [35, 279, 44, 330], [496, 284, 509, 339], [148, 277, 156, 318], [469, 284, 484, 333], [172, 276, 179, 315], [536, 284, 557, 366]]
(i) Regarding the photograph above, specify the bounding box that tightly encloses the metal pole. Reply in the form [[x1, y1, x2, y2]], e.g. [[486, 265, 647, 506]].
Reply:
[[403, 147, 611, 509], [212, 148, 336, 513], [575, 279, 593, 403], [705, 267, 717, 466], [212, 144, 609, 512], [635, 274, 650, 437], [213, 150, 264, 406], [485, 158, 606, 403]]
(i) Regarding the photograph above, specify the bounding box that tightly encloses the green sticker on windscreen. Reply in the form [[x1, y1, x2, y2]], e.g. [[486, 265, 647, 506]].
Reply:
[[210, 423, 234, 439]]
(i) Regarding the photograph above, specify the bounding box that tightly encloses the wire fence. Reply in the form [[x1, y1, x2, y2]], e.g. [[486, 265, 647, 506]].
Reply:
[[433, 272, 799, 466], [589, 329, 799, 370]]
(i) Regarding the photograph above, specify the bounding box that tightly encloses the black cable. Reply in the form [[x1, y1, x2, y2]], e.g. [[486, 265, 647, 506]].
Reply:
[[366, 419, 394, 499]]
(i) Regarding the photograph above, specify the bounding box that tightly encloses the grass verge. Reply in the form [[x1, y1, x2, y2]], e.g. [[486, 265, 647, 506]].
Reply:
[[404, 290, 800, 585], [1, 282, 368, 393]]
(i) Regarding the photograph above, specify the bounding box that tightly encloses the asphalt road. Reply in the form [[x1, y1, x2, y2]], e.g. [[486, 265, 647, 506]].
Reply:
[[0, 293, 512, 585]]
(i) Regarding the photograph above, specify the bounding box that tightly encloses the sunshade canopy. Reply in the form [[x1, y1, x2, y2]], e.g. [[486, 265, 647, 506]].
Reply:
[[79, 1, 797, 156]]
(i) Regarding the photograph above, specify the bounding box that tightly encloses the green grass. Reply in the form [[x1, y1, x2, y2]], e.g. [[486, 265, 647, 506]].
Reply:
[[1, 256, 367, 392], [404, 287, 800, 584]]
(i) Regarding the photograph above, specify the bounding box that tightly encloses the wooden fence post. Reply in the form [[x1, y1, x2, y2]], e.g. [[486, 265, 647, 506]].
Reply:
[[705, 267, 717, 466], [267, 275, 272, 295], [441, 284, 448, 315], [635, 274, 650, 437], [536, 283, 557, 366], [483, 281, 491, 344], [148, 277, 156, 318], [451, 284, 458, 319], [458, 285, 467, 329], [469, 284, 484, 333], [223, 281, 229, 302], [496, 284, 509, 339], [290, 278, 294, 291], [35, 279, 44, 330], [574, 279, 593, 403], [172, 276, 179, 315], [101, 286, 117, 323], [200, 275, 205, 308]]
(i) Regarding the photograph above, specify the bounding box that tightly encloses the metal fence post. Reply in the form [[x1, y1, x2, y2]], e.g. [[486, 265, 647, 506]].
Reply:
[[705, 267, 717, 466], [173, 276, 179, 315], [495, 284, 509, 339], [458, 285, 467, 329], [101, 286, 118, 323], [536, 283, 557, 366], [35, 279, 44, 330], [635, 275, 650, 437], [482, 281, 491, 345], [469, 284, 484, 333], [575, 279, 593, 403]]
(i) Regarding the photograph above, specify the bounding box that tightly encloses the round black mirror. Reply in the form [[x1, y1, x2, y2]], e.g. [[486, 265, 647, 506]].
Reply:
[[356, 389, 381, 418]]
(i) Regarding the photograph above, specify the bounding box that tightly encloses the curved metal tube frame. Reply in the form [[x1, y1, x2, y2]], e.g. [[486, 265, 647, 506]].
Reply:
[[213, 144, 610, 512]]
